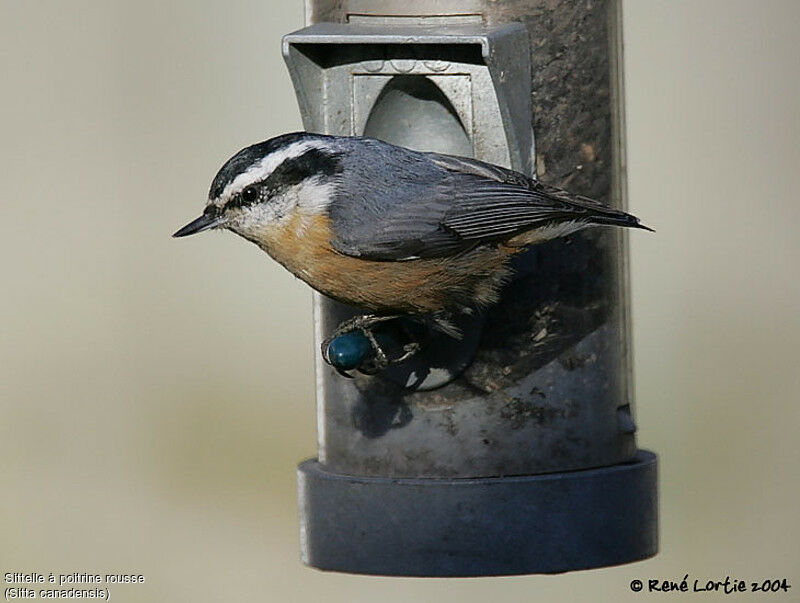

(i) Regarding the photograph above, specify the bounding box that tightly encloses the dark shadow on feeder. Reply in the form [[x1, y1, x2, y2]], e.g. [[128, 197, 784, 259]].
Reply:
[[325, 312, 484, 388], [342, 313, 484, 439], [351, 395, 412, 438], [460, 230, 614, 391]]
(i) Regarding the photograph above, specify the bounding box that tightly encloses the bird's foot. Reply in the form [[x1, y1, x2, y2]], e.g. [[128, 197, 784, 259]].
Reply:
[[321, 314, 423, 377]]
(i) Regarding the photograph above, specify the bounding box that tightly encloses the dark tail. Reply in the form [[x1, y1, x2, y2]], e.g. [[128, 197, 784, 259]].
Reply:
[[538, 182, 655, 232], [588, 209, 655, 232]]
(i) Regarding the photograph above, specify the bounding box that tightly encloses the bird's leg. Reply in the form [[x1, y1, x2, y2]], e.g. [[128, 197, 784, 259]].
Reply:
[[392, 320, 425, 363], [355, 320, 390, 374], [321, 314, 397, 359], [321, 314, 396, 371], [321, 314, 424, 375]]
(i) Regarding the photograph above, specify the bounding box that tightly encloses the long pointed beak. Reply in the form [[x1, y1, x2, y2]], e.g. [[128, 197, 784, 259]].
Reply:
[[172, 213, 224, 238]]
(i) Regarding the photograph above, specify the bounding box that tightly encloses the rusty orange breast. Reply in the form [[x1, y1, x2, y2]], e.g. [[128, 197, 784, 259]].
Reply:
[[249, 212, 515, 314]]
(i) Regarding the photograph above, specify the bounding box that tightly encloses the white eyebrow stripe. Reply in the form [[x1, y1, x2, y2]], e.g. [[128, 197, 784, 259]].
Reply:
[[218, 140, 321, 202]]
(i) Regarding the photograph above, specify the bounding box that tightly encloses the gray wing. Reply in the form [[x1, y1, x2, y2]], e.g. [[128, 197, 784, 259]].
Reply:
[[326, 142, 465, 260], [328, 141, 642, 261]]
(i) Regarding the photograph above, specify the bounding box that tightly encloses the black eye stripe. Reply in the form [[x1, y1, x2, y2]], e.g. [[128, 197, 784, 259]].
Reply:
[[225, 148, 342, 210], [268, 147, 342, 188], [208, 132, 308, 200]]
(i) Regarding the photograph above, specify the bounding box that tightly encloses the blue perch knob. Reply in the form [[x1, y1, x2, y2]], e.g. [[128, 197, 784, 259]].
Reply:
[[326, 331, 375, 371]]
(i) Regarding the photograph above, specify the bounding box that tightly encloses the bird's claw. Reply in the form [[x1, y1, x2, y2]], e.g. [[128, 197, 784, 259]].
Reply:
[[321, 315, 423, 376]]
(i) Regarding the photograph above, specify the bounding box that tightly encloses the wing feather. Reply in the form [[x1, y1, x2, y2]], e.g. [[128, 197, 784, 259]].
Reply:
[[326, 140, 644, 261]]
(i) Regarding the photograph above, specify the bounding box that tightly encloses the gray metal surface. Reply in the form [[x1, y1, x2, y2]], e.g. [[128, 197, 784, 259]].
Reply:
[[283, 22, 532, 172], [298, 450, 658, 576], [306, 0, 485, 24]]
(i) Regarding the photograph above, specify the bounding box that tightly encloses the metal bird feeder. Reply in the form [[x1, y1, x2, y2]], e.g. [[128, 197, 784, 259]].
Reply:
[[283, 0, 657, 576]]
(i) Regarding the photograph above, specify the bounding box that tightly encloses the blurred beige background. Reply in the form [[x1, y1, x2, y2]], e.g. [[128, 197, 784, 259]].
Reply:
[[1, 1, 798, 601]]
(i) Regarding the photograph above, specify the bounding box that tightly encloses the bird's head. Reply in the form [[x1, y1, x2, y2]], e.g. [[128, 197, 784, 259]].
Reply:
[[173, 132, 342, 242]]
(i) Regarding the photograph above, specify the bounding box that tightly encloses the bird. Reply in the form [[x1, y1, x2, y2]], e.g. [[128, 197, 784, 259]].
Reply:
[[174, 132, 651, 373]]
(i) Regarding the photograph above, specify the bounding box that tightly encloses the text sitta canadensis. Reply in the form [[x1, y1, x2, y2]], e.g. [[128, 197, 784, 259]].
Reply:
[[174, 132, 651, 374]]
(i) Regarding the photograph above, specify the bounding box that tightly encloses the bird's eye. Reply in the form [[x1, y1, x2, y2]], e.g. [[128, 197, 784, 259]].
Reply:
[[241, 186, 258, 204]]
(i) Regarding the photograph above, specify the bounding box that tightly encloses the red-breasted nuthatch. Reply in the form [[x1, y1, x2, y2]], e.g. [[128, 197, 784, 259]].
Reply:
[[174, 132, 650, 373]]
